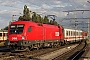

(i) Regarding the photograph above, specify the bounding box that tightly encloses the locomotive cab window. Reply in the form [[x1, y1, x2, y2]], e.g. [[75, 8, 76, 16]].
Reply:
[[28, 26, 32, 32], [10, 24, 24, 34]]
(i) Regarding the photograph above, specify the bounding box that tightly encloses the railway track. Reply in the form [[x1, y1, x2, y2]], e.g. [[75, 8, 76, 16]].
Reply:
[[67, 41, 87, 60], [0, 40, 86, 60], [0, 43, 79, 60], [53, 41, 87, 60]]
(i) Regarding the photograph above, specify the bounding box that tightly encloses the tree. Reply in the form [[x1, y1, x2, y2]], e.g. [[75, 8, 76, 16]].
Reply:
[[49, 20, 58, 25], [23, 5, 31, 20], [43, 16, 49, 24], [32, 12, 43, 23], [18, 5, 58, 25], [37, 14, 43, 23], [18, 5, 31, 21], [18, 16, 24, 21], [3, 26, 8, 30], [32, 12, 37, 22], [50, 20, 53, 24], [53, 21, 58, 25]]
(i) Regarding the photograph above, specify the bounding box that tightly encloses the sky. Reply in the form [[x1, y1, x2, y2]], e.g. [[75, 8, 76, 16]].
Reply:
[[0, 0, 90, 31]]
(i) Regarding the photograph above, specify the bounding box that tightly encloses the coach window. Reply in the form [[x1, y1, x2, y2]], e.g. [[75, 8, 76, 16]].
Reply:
[[68, 31, 69, 36], [28, 26, 32, 32], [3, 33, 5, 36], [77, 32, 79, 36], [66, 31, 68, 36], [0, 33, 2, 36]]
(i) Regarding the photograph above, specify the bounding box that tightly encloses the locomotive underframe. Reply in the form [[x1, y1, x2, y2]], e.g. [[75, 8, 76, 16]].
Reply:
[[4, 38, 84, 51], [4, 39, 66, 51]]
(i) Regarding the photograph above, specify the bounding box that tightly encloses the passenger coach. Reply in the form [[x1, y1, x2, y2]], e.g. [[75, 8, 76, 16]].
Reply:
[[0, 30, 8, 42], [64, 28, 83, 43]]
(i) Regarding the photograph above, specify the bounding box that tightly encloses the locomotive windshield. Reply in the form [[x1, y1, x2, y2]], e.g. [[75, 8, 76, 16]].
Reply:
[[10, 24, 24, 34]]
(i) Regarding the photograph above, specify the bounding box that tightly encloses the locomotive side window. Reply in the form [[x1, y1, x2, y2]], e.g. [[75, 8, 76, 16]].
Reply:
[[28, 26, 32, 32], [10, 24, 24, 34]]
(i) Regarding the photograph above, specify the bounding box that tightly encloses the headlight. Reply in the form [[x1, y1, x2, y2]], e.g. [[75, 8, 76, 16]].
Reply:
[[22, 36, 25, 40]]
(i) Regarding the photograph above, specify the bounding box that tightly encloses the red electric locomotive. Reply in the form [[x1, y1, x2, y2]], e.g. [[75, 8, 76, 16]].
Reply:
[[5, 21, 64, 50]]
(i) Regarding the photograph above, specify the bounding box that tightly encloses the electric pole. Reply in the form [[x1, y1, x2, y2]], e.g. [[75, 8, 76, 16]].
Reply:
[[63, 10, 90, 39]]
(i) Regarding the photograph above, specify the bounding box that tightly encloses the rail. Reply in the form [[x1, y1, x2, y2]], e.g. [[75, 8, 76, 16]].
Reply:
[[52, 41, 87, 60], [67, 41, 87, 60]]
